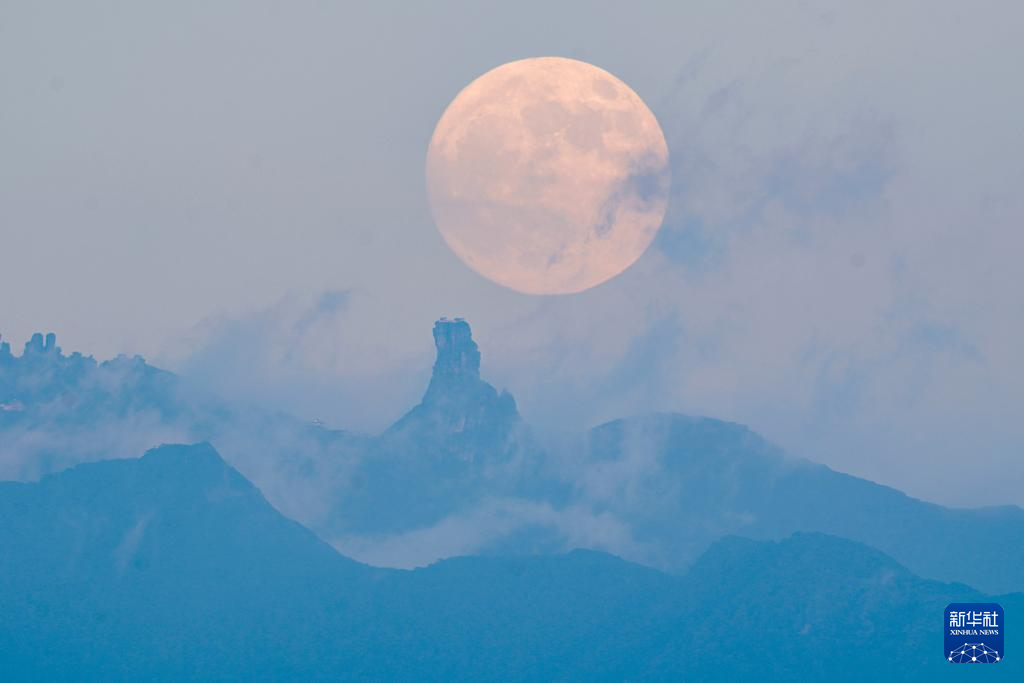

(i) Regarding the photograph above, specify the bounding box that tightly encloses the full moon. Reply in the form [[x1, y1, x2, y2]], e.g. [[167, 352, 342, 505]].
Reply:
[[426, 57, 670, 295]]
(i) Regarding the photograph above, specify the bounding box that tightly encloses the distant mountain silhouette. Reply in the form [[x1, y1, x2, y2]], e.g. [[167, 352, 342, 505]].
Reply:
[[331, 318, 558, 535], [0, 443, 378, 680], [1, 322, 1022, 593], [0, 332, 187, 478], [0, 330, 365, 528], [583, 412, 1024, 594], [1, 444, 1020, 681], [642, 532, 1022, 681]]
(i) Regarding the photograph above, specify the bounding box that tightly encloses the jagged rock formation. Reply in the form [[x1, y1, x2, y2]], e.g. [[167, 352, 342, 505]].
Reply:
[[22, 332, 59, 355], [0, 333, 13, 360], [429, 317, 480, 384], [387, 318, 520, 459], [0, 332, 210, 483], [0, 332, 180, 420], [330, 318, 558, 537], [2, 324, 1024, 593]]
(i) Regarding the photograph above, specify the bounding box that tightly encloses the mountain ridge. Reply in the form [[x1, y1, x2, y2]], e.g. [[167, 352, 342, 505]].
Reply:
[[1, 322, 1022, 593], [581, 410, 1024, 592], [2, 444, 1020, 681]]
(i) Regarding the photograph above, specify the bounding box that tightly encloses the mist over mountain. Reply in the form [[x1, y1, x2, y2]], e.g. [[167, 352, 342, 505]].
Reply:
[[4, 3, 1020, 679], [582, 412, 1024, 593], [0, 444, 376, 680], [2, 320, 1022, 594], [2, 444, 1020, 681], [332, 319, 560, 536]]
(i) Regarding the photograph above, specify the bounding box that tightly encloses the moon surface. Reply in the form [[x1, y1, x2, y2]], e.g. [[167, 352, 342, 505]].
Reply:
[[426, 57, 670, 295]]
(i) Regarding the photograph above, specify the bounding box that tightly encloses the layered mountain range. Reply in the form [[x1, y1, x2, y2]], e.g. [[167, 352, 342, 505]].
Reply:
[[2, 319, 1021, 593], [3, 319, 1022, 678], [2, 443, 1020, 681]]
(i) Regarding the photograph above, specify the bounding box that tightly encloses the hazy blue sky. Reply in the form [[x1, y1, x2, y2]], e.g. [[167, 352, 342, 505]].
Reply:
[[2, 1, 1022, 506]]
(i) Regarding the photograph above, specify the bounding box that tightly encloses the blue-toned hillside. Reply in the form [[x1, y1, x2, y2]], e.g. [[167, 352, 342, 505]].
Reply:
[[582, 412, 1024, 593], [1, 321, 1022, 593], [1, 444, 1019, 681]]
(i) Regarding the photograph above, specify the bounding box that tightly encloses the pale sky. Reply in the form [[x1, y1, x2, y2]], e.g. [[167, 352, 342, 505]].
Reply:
[[1, 1, 1022, 506]]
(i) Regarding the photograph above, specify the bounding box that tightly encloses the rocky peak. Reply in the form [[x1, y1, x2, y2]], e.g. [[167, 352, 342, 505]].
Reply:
[[23, 332, 61, 356], [422, 318, 491, 407], [388, 318, 520, 440], [429, 317, 480, 382], [363, 318, 549, 533]]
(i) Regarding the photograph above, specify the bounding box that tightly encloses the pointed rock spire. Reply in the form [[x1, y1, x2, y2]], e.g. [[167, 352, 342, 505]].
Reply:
[[22, 332, 61, 357], [388, 317, 519, 441], [25, 333, 45, 355], [427, 317, 481, 388]]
